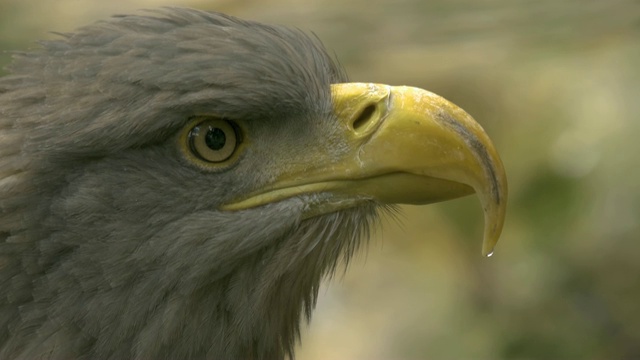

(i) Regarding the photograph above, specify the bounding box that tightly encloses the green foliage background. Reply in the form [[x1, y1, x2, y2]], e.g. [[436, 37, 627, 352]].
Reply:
[[2, 0, 639, 358]]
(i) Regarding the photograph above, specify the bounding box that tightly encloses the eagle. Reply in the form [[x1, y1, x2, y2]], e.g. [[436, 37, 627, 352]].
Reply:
[[0, 7, 507, 359]]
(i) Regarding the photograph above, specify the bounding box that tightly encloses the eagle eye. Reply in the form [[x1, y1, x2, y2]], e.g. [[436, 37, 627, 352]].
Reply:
[[186, 118, 240, 163]]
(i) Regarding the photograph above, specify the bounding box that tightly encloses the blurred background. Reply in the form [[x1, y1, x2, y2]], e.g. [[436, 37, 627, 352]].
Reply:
[[1, 0, 639, 358]]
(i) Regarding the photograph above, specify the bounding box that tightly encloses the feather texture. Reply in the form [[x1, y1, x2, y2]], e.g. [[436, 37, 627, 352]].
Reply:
[[0, 7, 376, 359]]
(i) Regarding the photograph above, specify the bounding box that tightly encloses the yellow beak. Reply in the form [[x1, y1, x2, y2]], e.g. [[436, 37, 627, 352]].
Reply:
[[224, 83, 507, 256]]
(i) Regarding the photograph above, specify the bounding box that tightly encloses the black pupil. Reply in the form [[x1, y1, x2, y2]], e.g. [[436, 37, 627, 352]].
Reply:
[[205, 127, 226, 150]]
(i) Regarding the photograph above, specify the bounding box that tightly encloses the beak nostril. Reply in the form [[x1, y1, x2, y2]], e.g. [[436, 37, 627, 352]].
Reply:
[[352, 104, 377, 131]]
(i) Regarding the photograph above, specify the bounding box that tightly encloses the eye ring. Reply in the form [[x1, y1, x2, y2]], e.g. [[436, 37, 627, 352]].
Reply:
[[188, 118, 239, 163]]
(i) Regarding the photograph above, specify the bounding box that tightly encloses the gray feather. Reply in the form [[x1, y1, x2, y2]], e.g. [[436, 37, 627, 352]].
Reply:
[[0, 7, 375, 359]]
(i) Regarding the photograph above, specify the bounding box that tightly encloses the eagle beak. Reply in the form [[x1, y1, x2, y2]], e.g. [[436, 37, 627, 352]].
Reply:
[[224, 83, 507, 256]]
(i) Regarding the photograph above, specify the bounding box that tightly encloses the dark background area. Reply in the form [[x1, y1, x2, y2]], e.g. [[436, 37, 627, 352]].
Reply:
[[1, 0, 639, 358]]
